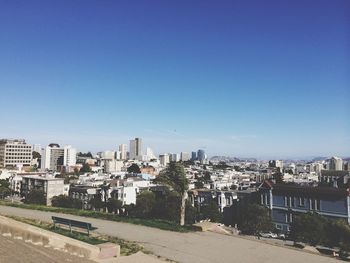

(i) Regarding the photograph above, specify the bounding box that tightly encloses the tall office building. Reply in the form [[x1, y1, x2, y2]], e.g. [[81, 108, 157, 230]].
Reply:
[[169, 153, 180, 162], [0, 139, 32, 168], [101, 150, 115, 160], [146, 147, 156, 160], [269, 160, 284, 171], [191, 151, 197, 161], [159, 154, 170, 166], [180, 152, 190, 162], [129, 138, 142, 160], [197, 149, 206, 162], [118, 144, 127, 160], [328, 157, 343, 171], [42, 144, 64, 171], [63, 145, 77, 166]]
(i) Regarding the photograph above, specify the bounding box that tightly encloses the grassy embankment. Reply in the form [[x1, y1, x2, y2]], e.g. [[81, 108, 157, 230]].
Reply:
[[0, 200, 200, 232], [6, 215, 146, 256]]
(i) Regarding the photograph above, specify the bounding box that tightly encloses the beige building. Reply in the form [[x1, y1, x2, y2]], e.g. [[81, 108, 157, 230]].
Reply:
[[0, 139, 32, 168], [118, 144, 127, 160], [129, 138, 142, 160], [21, 175, 64, 205], [328, 156, 343, 171]]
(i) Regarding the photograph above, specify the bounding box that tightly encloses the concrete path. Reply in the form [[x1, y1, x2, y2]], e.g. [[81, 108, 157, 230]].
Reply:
[[0, 235, 94, 263], [0, 205, 338, 263]]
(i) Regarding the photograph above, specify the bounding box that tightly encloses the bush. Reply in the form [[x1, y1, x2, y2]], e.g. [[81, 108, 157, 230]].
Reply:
[[130, 191, 156, 218], [290, 213, 350, 255], [199, 200, 223, 222], [51, 195, 82, 209], [24, 190, 46, 205], [237, 204, 273, 235]]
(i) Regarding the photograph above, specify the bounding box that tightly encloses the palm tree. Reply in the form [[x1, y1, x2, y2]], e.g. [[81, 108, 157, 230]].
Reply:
[[154, 162, 188, 225]]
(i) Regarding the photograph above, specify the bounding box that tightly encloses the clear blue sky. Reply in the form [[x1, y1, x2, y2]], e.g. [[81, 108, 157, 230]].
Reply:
[[0, 0, 349, 158]]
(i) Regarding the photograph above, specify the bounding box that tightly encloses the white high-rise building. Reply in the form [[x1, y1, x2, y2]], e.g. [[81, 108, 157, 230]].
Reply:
[[115, 151, 122, 160], [328, 157, 343, 171], [170, 153, 180, 162], [180, 152, 190, 162], [63, 145, 77, 166], [146, 147, 156, 160], [42, 144, 64, 171], [159, 154, 170, 166], [314, 162, 324, 174], [101, 151, 115, 160], [129, 140, 136, 160], [129, 138, 142, 160], [269, 160, 284, 171], [118, 144, 127, 160]]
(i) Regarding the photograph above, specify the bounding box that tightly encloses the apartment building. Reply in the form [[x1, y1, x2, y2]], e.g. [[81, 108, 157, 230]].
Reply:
[[20, 175, 64, 205], [259, 180, 350, 232]]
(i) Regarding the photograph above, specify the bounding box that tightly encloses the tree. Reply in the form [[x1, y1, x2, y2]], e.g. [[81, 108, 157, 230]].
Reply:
[[0, 180, 11, 199], [24, 189, 46, 205], [80, 163, 92, 174], [51, 195, 82, 209], [131, 191, 156, 218], [106, 199, 123, 214], [273, 171, 284, 183], [203, 171, 211, 183], [290, 213, 350, 256], [200, 200, 223, 222], [290, 212, 328, 246], [328, 220, 350, 257], [154, 162, 189, 226], [238, 204, 273, 235], [194, 180, 204, 189], [32, 151, 41, 159], [185, 201, 198, 224], [127, 164, 141, 174], [77, 152, 93, 158], [74, 167, 80, 175], [0, 180, 10, 189], [89, 194, 104, 211]]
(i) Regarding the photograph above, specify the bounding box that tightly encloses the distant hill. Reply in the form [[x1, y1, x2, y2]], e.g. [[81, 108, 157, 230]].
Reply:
[[311, 157, 328, 162], [210, 156, 257, 162]]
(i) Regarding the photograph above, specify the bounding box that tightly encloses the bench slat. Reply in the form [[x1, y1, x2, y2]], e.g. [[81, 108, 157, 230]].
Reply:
[[52, 216, 92, 231]]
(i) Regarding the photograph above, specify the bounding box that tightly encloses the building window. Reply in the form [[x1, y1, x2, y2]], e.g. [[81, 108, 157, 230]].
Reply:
[[285, 213, 293, 223], [298, 197, 305, 207], [311, 199, 320, 211], [285, 196, 293, 207], [315, 199, 320, 211]]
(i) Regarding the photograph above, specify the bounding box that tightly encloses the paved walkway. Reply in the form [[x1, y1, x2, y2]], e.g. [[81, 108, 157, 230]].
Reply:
[[0, 205, 338, 263], [0, 234, 94, 263]]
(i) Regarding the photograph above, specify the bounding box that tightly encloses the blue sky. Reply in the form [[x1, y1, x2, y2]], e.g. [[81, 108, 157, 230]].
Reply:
[[0, 0, 349, 158]]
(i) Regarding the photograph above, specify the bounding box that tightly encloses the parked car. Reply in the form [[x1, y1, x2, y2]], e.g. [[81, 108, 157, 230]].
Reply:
[[277, 233, 286, 239], [259, 232, 278, 238]]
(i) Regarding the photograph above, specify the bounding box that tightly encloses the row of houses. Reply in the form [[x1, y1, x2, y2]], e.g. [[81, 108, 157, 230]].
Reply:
[[4, 169, 350, 233], [259, 180, 350, 232]]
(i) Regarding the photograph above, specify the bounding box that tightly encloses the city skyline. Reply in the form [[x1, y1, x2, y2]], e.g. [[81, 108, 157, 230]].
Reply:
[[0, 1, 349, 158]]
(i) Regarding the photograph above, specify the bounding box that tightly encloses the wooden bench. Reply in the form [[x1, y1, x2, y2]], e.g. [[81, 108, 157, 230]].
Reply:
[[52, 216, 93, 236]]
